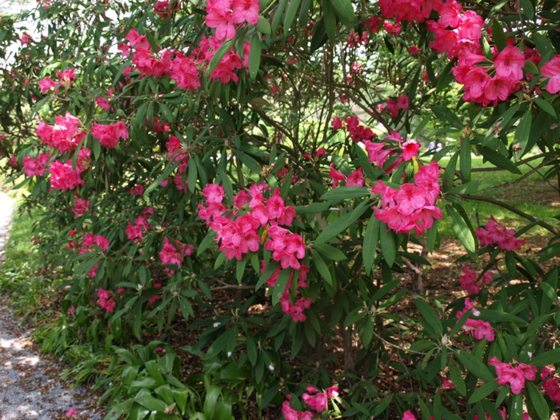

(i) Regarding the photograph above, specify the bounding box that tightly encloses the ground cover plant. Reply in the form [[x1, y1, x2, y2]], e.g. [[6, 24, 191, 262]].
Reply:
[[0, 0, 560, 418]]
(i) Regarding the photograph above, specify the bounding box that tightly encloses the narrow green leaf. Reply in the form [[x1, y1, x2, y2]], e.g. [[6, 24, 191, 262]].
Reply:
[[312, 250, 333, 287], [457, 351, 495, 383], [446, 205, 476, 253], [314, 200, 370, 245], [248, 35, 262, 80], [468, 381, 498, 404], [415, 299, 443, 338], [526, 382, 550, 420], [283, 0, 301, 35], [379, 222, 396, 267], [363, 217, 380, 274], [327, 0, 354, 24]]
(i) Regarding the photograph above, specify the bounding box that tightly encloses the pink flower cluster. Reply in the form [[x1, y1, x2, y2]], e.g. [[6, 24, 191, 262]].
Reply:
[[382, 95, 409, 119], [199, 183, 301, 267], [166, 135, 189, 173], [205, 0, 259, 40], [38, 68, 75, 94], [153, 0, 178, 19], [97, 288, 116, 313], [542, 366, 560, 405], [329, 165, 364, 188], [23, 153, 49, 177], [159, 237, 194, 266], [456, 298, 495, 342], [372, 162, 442, 235], [36, 113, 86, 153], [402, 411, 417, 420], [72, 198, 90, 218], [126, 215, 151, 242], [49, 160, 84, 191], [379, 0, 443, 23], [476, 216, 524, 251], [542, 56, 560, 94], [489, 357, 537, 394], [425, 1, 534, 106], [281, 386, 338, 419], [264, 263, 311, 322], [91, 121, 129, 149], [78, 233, 110, 254], [459, 266, 493, 295], [125, 29, 201, 90]]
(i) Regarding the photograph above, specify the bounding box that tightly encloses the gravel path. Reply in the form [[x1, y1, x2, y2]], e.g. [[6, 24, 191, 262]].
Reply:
[[0, 192, 101, 419]]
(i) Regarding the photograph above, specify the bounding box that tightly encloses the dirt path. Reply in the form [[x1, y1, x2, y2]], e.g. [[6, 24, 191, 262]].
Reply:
[[0, 192, 100, 419]]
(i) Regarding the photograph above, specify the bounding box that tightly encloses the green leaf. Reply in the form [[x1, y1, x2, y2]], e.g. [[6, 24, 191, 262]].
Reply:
[[314, 243, 347, 261], [322, 0, 337, 41], [526, 382, 549, 420], [197, 231, 216, 257], [478, 147, 521, 174], [519, 0, 534, 19], [134, 389, 167, 411], [314, 200, 370, 245], [283, 0, 301, 35], [321, 186, 370, 203], [446, 205, 476, 253], [206, 39, 234, 77], [468, 381, 498, 404], [256, 16, 271, 34], [327, 0, 354, 24], [460, 140, 471, 182], [256, 262, 279, 290], [379, 222, 396, 267], [415, 299, 443, 339], [272, 269, 291, 306], [535, 98, 557, 119], [312, 250, 333, 287], [515, 109, 532, 154], [247, 336, 258, 367], [457, 351, 495, 383], [491, 20, 507, 50], [363, 217, 380, 274], [248, 35, 262, 80], [530, 348, 560, 366], [448, 360, 467, 397]]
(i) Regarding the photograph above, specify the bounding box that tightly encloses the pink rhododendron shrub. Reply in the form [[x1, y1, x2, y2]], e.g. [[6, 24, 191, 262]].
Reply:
[[1, 0, 559, 418]]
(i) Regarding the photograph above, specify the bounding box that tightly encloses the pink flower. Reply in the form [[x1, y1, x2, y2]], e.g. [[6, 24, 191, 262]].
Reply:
[[169, 52, 200, 90], [346, 167, 365, 186], [476, 216, 524, 251], [494, 45, 525, 81], [95, 97, 111, 111], [129, 184, 144, 196], [331, 117, 343, 130], [65, 407, 78, 417], [329, 163, 346, 188], [205, 0, 236, 40], [49, 161, 84, 191], [489, 358, 537, 394], [543, 377, 560, 404], [72, 198, 90, 218], [159, 237, 194, 266], [402, 411, 417, 420], [38, 77, 58, 94], [202, 183, 225, 204], [281, 400, 313, 420], [79, 233, 110, 254], [97, 288, 116, 313], [153, 0, 176, 18], [36, 113, 85, 153], [126, 29, 150, 50], [232, 0, 259, 25], [23, 153, 49, 177], [91, 121, 129, 148], [372, 162, 441, 235], [541, 55, 560, 94], [402, 140, 420, 161]]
